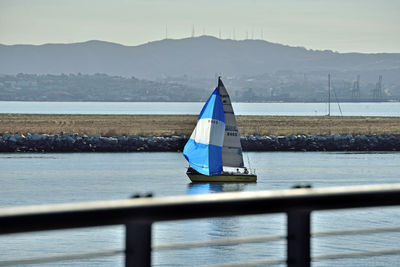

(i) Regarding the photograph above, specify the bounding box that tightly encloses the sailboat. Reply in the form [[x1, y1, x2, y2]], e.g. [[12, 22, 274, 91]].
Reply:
[[183, 77, 257, 182]]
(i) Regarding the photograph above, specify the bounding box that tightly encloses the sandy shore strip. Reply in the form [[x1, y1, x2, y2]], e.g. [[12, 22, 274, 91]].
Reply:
[[1, 114, 400, 136]]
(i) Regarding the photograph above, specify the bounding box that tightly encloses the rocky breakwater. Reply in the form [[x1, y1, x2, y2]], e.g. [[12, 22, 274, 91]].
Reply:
[[241, 134, 400, 151], [0, 132, 187, 152], [0, 132, 400, 152]]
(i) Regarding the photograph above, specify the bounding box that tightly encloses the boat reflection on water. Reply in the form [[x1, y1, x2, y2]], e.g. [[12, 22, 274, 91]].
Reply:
[[185, 182, 254, 264], [187, 183, 246, 195]]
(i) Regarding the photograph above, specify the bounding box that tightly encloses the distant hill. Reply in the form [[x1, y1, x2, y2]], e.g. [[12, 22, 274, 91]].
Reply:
[[1, 36, 399, 80]]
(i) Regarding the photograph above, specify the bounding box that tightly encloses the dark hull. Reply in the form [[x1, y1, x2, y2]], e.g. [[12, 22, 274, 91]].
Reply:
[[186, 170, 257, 182]]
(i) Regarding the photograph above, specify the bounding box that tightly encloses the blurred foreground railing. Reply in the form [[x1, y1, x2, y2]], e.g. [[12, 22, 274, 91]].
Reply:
[[1, 184, 400, 266]]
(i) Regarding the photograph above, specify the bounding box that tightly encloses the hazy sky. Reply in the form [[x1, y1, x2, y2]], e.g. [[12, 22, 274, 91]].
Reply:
[[1, 0, 399, 53]]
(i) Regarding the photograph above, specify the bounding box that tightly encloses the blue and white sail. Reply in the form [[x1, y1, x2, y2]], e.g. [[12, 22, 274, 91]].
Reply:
[[183, 88, 226, 176]]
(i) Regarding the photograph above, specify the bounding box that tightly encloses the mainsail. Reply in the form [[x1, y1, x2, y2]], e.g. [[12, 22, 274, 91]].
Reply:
[[183, 88, 225, 176], [217, 78, 245, 168]]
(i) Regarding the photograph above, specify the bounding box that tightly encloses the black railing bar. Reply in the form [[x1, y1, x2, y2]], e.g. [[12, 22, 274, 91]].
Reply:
[[0, 249, 123, 267], [2, 183, 400, 234], [200, 258, 286, 267], [313, 248, 400, 261], [313, 226, 400, 237], [153, 234, 285, 251]]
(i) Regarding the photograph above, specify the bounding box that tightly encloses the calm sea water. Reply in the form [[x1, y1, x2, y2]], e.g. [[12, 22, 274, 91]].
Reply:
[[1, 101, 400, 116], [1, 152, 400, 266]]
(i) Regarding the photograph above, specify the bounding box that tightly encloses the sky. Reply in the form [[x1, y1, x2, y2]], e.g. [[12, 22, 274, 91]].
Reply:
[[1, 0, 399, 53]]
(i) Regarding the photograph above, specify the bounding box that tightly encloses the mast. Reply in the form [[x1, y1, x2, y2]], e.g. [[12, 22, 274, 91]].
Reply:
[[328, 74, 331, 116]]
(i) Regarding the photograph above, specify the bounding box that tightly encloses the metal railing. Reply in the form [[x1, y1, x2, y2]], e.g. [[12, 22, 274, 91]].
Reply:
[[1, 183, 400, 266]]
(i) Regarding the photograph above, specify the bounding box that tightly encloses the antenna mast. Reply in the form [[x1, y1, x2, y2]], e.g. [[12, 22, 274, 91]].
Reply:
[[328, 74, 331, 116]]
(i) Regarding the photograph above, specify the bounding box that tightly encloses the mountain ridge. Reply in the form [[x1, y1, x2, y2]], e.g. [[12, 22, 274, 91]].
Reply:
[[1, 36, 399, 79]]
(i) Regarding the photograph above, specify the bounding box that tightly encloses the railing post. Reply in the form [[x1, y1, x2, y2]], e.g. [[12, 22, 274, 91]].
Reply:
[[125, 222, 152, 267], [287, 210, 311, 267]]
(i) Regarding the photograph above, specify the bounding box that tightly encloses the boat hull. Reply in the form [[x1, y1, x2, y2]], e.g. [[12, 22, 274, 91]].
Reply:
[[187, 172, 257, 183]]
